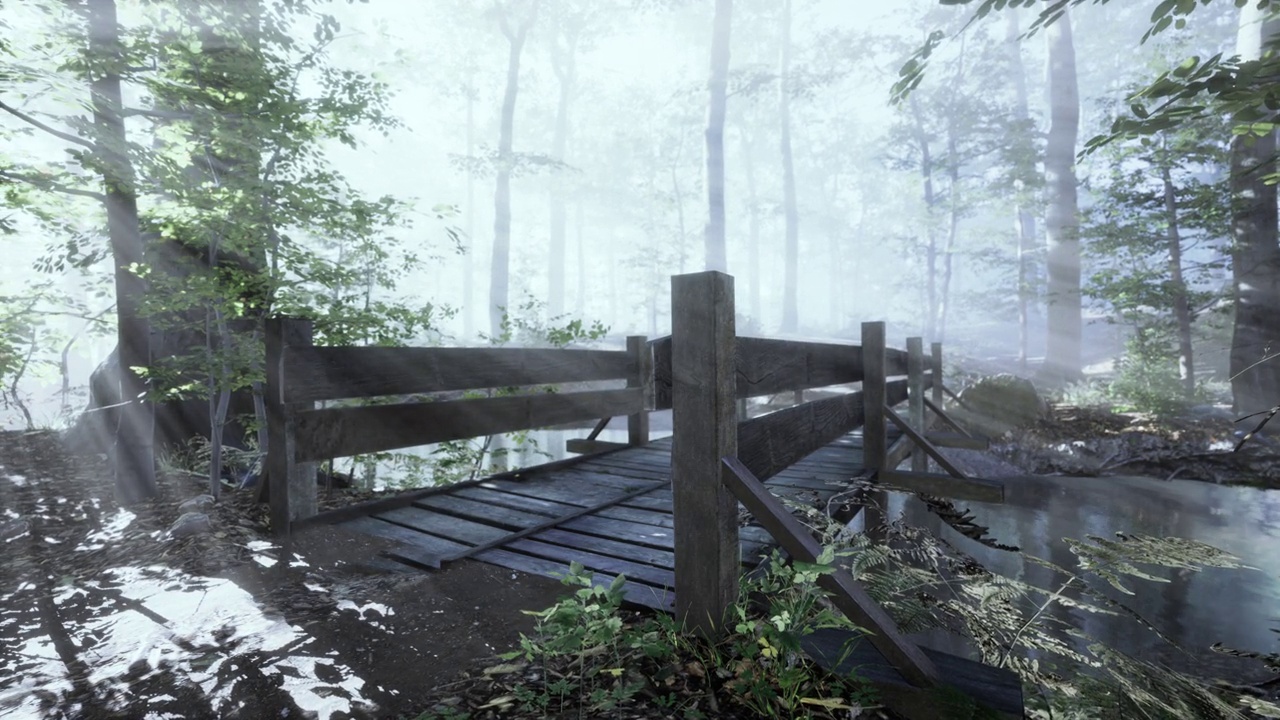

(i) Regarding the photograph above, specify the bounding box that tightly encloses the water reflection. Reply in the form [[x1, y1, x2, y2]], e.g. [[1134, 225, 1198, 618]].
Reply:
[[892, 474, 1280, 680]]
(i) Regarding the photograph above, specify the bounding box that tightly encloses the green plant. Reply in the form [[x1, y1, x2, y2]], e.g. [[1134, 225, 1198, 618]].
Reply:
[[1109, 327, 1194, 416]]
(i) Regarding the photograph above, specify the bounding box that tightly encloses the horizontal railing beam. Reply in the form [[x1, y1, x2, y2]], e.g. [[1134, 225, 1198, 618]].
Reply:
[[293, 388, 644, 461], [283, 345, 636, 403]]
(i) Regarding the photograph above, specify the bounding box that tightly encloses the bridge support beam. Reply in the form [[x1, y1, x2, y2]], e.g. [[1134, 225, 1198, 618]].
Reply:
[[627, 335, 651, 446], [908, 337, 927, 473], [861, 321, 887, 540], [670, 271, 739, 639], [265, 317, 318, 536]]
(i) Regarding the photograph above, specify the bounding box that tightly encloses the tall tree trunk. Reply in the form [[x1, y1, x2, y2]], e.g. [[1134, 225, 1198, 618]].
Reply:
[[1160, 162, 1196, 399], [464, 72, 477, 339], [548, 26, 578, 318], [738, 126, 762, 322], [1041, 1, 1082, 385], [907, 96, 938, 342], [85, 0, 157, 503], [491, 1, 539, 336], [1007, 9, 1039, 373], [703, 0, 732, 272], [779, 0, 799, 334], [1228, 6, 1280, 416], [939, 126, 959, 344]]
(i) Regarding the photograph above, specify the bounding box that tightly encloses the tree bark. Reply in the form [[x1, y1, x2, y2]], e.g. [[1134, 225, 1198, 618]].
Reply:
[[1160, 162, 1196, 399], [85, 0, 157, 503], [779, 0, 799, 334], [464, 69, 478, 339], [1041, 1, 1082, 386], [738, 126, 762, 323], [703, 0, 732, 273], [907, 96, 938, 342], [1007, 9, 1039, 373], [548, 23, 579, 318], [1228, 5, 1280, 416], [491, 1, 539, 336]]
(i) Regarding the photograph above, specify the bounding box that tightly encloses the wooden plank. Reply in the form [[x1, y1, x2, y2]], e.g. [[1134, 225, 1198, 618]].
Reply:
[[931, 342, 944, 409], [453, 486, 580, 517], [877, 469, 1005, 504], [473, 548, 675, 611], [908, 338, 927, 473], [530, 527, 678, 568], [736, 378, 908, 484], [720, 456, 940, 688], [283, 345, 635, 403], [801, 627, 1023, 719], [415, 494, 551, 528], [650, 335, 673, 410], [566, 438, 628, 454], [925, 431, 989, 450], [375, 505, 507, 545], [339, 516, 471, 569], [733, 336, 863, 398], [265, 317, 317, 535], [861, 323, 888, 540], [670, 271, 740, 637], [884, 405, 970, 480], [923, 396, 975, 438], [502, 538, 676, 589], [627, 335, 651, 445], [438, 480, 671, 563], [885, 347, 909, 377], [478, 474, 641, 507], [293, 388, 644, 461]]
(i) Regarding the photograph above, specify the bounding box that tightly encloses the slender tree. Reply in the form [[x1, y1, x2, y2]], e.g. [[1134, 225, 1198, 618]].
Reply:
[[703, 0, 732, 272], [1006, 9, 1040, 373], [1041, 1, 1082, 385], [778, 0, 799, 334], [1228, 5, 1280, 415], [490, 0, 540, 336]]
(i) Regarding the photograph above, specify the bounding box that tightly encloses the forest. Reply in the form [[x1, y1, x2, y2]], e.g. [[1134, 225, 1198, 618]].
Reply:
[[1, 0, 1280, 718]]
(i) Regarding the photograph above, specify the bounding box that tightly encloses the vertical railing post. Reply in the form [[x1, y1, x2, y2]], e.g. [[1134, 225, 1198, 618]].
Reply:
[[265, 317, 316, 537], [908, 337, 927, 473], [627, 335, 651, 446], [861, 321, 887, 539], [931, 341, 944, 410], [671, 271, 738, 639]]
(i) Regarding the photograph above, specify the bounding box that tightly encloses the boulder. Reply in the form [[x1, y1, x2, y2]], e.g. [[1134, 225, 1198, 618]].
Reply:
[[952, 373, 1050, 436], [168, 511, 212, 539]]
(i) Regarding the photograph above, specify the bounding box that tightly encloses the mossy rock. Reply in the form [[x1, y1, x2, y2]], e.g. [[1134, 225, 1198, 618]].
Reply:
[[952, 374, 1050, 436]]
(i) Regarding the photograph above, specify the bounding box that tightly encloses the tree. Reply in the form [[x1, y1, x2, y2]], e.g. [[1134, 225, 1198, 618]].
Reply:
[[490, 0, 540, 336], [1005, 8, 1042, 373], [778, 0, 799, 333], [1228, 4, 1280, 416], [703, 0, 732, 273], [1041, 0, 1082, 385]]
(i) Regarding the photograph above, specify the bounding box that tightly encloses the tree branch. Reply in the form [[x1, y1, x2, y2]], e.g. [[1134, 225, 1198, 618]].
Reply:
[[0, 169, 106, 202], [0, 99, 95, 149]]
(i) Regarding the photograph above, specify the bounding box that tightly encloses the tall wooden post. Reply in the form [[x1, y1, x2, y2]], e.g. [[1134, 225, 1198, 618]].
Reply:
[[861, 321, 887, 539], [671, 271, 739, 638], [265, 317, 317, 537], [908, 337, 927, 473], [627, 335, 652, 446], [931, 341, 944, 409]]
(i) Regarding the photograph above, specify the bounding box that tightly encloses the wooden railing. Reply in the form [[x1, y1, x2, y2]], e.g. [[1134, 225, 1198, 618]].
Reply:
[[263, 317, 653, 536], [665, 270, 1010, 704]]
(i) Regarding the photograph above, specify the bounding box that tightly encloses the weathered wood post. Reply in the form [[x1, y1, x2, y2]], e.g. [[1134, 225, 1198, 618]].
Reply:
[[908, 337, 927, 473], [670, 271, 738, 638], [627, 335, 652, 446], [265, 317, 317, 537], [931, 341, 944, 409], [861, 321, 887, 539]]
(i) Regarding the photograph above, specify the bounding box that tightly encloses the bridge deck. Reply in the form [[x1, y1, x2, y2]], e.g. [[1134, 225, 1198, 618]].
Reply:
[[337, 430, 889, 609]]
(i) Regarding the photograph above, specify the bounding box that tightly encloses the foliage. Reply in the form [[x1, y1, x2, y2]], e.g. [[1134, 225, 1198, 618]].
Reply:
[[1108, 328, 1198, 415]]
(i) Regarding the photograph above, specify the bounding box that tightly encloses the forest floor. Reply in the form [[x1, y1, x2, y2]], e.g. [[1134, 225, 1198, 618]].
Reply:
[[0, 402, 1276, 719]]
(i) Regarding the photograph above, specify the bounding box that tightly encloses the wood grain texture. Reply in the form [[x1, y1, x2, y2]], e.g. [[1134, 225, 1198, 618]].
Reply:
[[908, 337, 927, 473], [721, 456, 940, 688], [931, 342, 944, 408], [885, 347, 910, 377], [283, 345, 636, 403], [566, 438, 628, 454], [293, 388, 644, 461], [627, 335, 652, 445], [736, 392, 864, 482], [265, 317, 317, 536], [669, 271, 739, 638]]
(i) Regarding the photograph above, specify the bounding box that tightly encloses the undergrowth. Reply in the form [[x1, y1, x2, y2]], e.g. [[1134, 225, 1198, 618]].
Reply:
[[413, 495, 1279, 720]]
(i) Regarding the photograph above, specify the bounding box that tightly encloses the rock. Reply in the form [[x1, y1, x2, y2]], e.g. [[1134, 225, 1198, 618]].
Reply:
[[169, 512, 212, 539], [953, 373, 1050, 436], [179, 494, 215, 514]]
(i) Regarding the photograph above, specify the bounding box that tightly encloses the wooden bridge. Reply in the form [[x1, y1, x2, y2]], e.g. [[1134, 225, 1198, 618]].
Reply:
[[262, 271, 1023, 718]]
